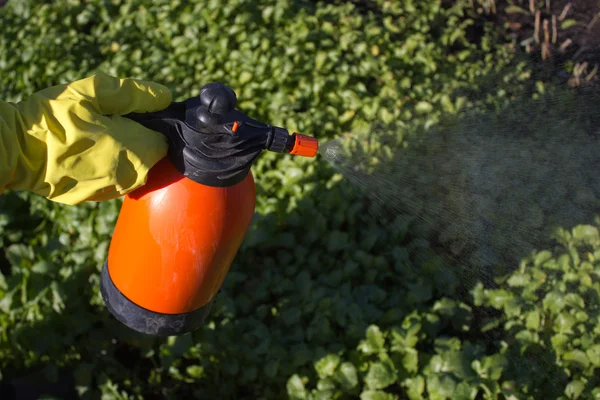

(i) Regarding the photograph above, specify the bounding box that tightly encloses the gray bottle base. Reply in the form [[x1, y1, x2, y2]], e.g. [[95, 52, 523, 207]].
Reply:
[[100, 261, 212, 337]]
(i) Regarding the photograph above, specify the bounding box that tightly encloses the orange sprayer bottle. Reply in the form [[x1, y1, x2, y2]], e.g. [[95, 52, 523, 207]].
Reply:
[[100, 82, 318, 336]]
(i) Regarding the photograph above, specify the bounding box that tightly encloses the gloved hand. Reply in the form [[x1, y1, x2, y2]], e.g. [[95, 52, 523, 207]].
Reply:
[[0, 71, 172, 205]]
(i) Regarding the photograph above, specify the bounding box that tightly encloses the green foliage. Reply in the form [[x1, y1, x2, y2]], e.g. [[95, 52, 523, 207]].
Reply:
[[293, 224, 600, 399], [326, 83, 600, 282], [1, 0, 599, 399]]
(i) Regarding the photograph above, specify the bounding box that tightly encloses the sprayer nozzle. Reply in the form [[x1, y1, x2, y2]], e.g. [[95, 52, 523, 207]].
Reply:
[[289, 134, 319, 158]]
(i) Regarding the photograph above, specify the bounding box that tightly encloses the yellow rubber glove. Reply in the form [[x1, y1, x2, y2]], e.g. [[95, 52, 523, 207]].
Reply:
[[0, 71, 172, 205]]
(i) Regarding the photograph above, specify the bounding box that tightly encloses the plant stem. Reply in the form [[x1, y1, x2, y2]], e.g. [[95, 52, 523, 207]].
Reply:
[[586, 64, 598, 82], [559, 38, 572, 52], [535, 11, 541, 43], [587, 12, 600, 31], [558, 2, 571, 21]]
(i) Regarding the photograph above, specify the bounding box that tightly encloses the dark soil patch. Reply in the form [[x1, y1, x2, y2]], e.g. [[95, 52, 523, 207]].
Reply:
[[466, 0, 600, 87]]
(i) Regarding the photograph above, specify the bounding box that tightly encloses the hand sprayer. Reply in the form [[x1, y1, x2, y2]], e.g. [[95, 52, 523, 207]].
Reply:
[[100, 82, 318, 337]]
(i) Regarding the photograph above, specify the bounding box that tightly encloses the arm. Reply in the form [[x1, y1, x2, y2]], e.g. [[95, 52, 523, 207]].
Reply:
[[0, 72, 173, 205]]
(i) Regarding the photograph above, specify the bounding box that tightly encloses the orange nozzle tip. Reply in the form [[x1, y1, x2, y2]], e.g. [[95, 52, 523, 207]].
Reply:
[[290, 134, 319, 158]]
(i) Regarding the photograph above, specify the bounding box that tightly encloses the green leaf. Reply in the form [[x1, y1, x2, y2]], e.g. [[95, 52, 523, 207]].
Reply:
[[315, 354, 341, 378], [565, 380, 586, 399], [402, 348, 419, 374], [564, 293, 585, 309], [50, 281, 65, 313], [551, 333, 570, 355], [440, 95, 454, 113], [561, 19, 579, 30], [434, 337, 461, 354], [359, 325, 385, 355], [525, 309, 540, 330], [471, 282, 486, 306], [487, 289, 516, 310], [287, 375, 307, 400], [316, 377, 336, 391], [543, 291, 566, 314], [186, 365, 204, 379], [238, 70, 253, 84], [390, 322, 421, 351], [5, 244, 33, 267], [404, 376, 425, 400], [379, 108, 395, 125], [572, 225, 599, 244], [563, 350, 590, 369], [360, 390, 394, 400], [507, 272, 530, 287], [480, 318, 501, 332], [415, 101, 433, 114], [554, 313, 577, 333], [472, 354, 506, 381], [586, 344, 600, 366], [365, 358, 396, 390], [0, 287, 17, 313], [334, 362, 359, 390], [454, 381, 478, 400], [426, 374, 457, 399], [536, 80, 545, 94], [315, 52, 327, 70], [534, 250, 553, 267], [515, 329, 538, 345], [505, 5, 529, 14], [31, 260, 54, 275]]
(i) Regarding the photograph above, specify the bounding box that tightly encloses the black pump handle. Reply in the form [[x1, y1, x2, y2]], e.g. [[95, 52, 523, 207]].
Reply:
[[121, 82, 293, 187]]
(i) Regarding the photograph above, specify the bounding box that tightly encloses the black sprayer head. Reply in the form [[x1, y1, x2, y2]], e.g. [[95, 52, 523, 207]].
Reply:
[[124, 82, 318, 187], [196, 82, 238, 123]]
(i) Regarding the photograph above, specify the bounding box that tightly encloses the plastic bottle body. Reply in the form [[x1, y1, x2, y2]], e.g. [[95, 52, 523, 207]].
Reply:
[[100, 82, 317, 336], [101, 157, 255, 333]]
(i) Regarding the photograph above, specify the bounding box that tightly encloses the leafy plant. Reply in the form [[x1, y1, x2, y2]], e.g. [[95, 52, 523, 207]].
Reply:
[[291, 222, 600, 399], [0, 0, 598, 399]]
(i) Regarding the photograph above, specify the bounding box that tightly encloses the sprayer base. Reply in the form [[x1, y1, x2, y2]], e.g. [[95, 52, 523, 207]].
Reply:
[[100, 261, 213, 337]]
